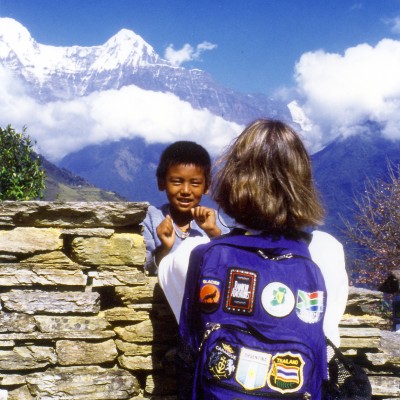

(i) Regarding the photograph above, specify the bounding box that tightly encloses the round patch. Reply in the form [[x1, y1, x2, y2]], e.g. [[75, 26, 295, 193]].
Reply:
[[261, 282, 295, 317]]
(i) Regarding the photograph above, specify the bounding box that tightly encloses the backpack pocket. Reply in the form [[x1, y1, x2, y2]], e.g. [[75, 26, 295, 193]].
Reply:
[[196, 321, 323, 399]]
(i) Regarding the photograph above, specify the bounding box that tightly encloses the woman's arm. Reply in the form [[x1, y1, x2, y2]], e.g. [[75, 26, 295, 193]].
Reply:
[[309, 230, 349, 347]]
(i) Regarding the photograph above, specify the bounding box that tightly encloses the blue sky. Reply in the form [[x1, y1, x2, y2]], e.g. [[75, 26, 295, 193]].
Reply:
[[1, 0, 400, 95], [1, 0, 400, 160]]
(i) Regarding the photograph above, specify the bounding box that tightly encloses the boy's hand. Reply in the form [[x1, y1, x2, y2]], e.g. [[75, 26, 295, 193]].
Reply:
[[156, 215, 176, 249], [192, 206, 222, 238], [155, 215, 176, 265]]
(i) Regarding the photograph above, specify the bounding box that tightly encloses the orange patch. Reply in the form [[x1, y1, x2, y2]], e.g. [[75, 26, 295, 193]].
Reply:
[[200, 284, 221, 304]]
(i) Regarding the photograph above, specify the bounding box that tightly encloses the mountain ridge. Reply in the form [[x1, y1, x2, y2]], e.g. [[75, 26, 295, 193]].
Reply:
[[2, 17, 400, 276], [0, 17, 289, 124]]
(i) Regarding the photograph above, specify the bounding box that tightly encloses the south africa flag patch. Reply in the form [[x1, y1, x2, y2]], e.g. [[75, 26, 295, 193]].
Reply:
[[296, 290, 324, 323]]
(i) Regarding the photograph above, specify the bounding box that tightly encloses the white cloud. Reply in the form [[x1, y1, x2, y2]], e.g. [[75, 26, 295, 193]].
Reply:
[[292, 38, 400, 152], [0, 67, 242, 161], [164, 41, 217, 67], [386, 16, 400, 35]]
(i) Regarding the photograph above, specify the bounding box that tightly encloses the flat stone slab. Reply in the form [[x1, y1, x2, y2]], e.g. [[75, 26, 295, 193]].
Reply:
[[0, 201, 148, 228], [56, 339, 118, 365], [0, 331, 115, 341], [103, 307, 149, 323], [114, 318, 177, 343], [369, 375, 400, 396], [0, 227, 62, 254], [91, 265, 147, 286], [0, 345, 56, 371], [0, 312, 36, 333], [346, 286, 383, 306], [24, 366, 140, 399], [0, 290, 100, 314], [35, 315, 111, 333], [71, 233, 145, 266], [115, 278, 165, 304], [0, 263, 87, 286]]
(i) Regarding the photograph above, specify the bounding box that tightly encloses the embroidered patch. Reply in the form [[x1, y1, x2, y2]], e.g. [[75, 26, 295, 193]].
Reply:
[[267, 352, 305, 393], [224, 268, 257, 315], [207, 341, 238, 380], [199, 278, 221, 313], [296, 290, 324, 323], [235, 347, 271, 390], [261, 282, 295, 317]]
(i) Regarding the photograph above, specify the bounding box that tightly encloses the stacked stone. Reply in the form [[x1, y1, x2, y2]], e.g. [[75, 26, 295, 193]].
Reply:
[[339, 286, 400, 398], [1, 201, 399, 399], [0, 201, 177, 400]]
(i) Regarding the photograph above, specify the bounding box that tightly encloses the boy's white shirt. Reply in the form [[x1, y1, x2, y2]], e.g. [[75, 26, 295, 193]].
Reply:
[[158, 230, 348, 347]]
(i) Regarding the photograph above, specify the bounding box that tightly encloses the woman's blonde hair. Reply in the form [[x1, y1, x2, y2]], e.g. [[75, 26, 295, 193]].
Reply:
[[212, 119, 324, 231]]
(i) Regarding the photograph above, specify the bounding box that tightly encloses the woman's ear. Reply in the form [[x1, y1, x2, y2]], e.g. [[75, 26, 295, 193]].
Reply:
[[157, 178, 166, 191]]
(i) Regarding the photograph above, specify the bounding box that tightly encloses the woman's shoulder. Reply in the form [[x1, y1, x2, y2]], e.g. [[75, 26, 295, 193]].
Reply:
[[309, 230, 343, 249], [308, 230, 345, 264]]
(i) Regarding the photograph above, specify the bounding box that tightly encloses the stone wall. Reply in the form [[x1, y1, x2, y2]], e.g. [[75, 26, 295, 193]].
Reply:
[[0, 201, 178, 400], [0, 201, 398, 399], [340, 287, 400, 398]]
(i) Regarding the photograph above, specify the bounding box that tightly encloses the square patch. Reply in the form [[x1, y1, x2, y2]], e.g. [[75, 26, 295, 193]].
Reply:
[[224, 268, 257, 315]]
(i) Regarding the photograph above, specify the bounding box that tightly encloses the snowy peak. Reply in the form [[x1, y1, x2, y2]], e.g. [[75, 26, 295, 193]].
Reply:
[[0, 17, 39, 63], [0, 17, 33, 47], [95, 28, 163, 70], [105, 28, 151, 50], [0, 18, 165, 85]]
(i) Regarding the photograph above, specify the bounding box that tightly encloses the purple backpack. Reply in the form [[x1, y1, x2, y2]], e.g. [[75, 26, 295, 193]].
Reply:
[[178, 232, 328, 399]]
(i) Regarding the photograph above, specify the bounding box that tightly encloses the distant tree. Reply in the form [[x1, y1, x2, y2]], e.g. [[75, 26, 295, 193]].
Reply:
[[344, 162, 400, 288], [0, 125, 46, 200]]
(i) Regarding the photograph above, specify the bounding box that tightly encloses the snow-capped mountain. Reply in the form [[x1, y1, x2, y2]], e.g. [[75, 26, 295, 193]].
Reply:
[[3, 15, 400, 275], [0, 17, 289, 124], [0, 18, 162, 97]]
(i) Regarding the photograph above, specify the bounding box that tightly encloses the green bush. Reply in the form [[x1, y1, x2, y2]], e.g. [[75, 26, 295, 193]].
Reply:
[[0, 125, 46, 201]]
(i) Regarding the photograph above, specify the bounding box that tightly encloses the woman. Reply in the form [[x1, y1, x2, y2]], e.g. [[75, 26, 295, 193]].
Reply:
[[159, 119, 348, 398]]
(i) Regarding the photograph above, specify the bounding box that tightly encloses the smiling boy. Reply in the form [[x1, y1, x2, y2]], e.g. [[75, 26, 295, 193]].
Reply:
[[142, 141, 229, 275]]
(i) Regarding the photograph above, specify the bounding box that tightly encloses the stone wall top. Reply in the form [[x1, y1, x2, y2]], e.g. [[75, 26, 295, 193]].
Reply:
[[0, 201, 149, 228]]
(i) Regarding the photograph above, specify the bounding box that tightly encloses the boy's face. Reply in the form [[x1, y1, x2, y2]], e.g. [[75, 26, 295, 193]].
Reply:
[[158, 163, 208, 215]]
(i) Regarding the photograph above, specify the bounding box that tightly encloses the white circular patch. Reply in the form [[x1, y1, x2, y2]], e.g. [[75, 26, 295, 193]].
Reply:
[[261, 282, 295, 317]]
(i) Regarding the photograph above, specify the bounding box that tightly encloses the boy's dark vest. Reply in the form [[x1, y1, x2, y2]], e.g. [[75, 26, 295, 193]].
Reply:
[[178, 232, 328, 400]]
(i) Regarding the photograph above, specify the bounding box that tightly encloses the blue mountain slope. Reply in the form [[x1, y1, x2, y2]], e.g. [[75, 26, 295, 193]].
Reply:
[[60, 128, 400, 242], [59, 137, 165, 205], [312, 131, 400, 240]]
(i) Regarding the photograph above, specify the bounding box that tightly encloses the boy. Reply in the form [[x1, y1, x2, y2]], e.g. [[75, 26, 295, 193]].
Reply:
[[143, 141, 229, 275]]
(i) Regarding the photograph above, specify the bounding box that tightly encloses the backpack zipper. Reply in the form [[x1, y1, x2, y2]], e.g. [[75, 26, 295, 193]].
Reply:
[[257, 250, 294, 261], [199, 321, 314, 349], [199, 322, 221, 351]]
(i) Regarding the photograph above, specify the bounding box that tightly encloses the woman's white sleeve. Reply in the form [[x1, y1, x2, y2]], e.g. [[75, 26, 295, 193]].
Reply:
[[309, 231, 349, 347], [158, 236, 210, 322]]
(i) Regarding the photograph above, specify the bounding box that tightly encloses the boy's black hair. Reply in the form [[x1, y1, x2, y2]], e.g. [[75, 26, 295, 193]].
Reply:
[[156, 141, 211, 185]]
